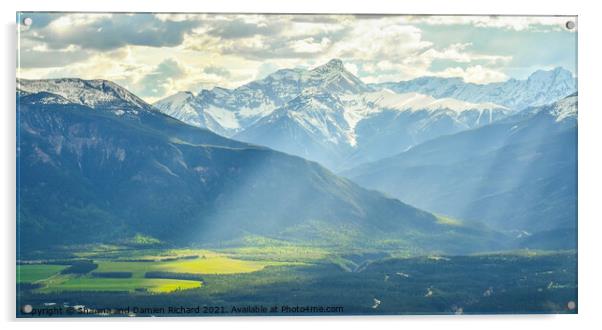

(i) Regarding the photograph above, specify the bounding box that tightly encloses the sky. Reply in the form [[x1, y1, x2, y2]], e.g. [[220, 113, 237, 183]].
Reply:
[[17, 13, 577, 103]]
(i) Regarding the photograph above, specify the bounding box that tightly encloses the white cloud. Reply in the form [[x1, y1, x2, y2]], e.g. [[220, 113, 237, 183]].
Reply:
[[289, 37, 332, 53], [47, 13, 113, 30], [407, 15, 575, 32], [19, 13, 572, 101], [436, 65, 509, 84], [154, 13, 204, 22], [331, 19, 432, 60], [422, 43, 512, 64]]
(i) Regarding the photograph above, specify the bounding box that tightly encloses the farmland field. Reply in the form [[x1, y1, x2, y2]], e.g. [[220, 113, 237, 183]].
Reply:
[[42, 277, 201, 293], [94, 257, 289, 276], [17, 265, 67, 283], [17, 248, 302, 295], [17, 246, 577, 316]]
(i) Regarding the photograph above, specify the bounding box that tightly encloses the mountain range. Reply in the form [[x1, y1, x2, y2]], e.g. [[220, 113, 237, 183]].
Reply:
[[16, 59, 577, 254], [155, 59, 575, 170], [373, 67, 576, 111], [343, 94, 577, 248], [17, 78, 504, 254]]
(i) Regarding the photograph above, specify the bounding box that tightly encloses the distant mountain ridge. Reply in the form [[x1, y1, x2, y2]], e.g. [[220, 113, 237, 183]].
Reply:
[[154, 59, 371, 137], [155, 59, 540, 169], [17, 78, 505, 254], [373, 67, 576, 111], [343, 94, 577, 245], [233, 87, 511, 168], [17, 63, 576, 252], [18, 78, 153, 111], [17, 78, 248, 149]]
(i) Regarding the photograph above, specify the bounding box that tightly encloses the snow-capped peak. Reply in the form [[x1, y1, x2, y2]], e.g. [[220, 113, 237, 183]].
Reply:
[[154, 91, 195, 107], [304, 59, 371, 94], [311, 58, 345, 74], [371, 67, 576, 111], [549, 93, 577, 122], [17, 78, 152, 110], [210, 86, 232, 98], [18, 91, 72, 105], [356, 89, 507, 113], [528, 67, 573, 84]]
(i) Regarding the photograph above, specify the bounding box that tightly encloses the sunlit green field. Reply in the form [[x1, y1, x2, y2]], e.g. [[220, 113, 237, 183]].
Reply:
[[94, 257, 281, 276], [18, 248, 304, 294], [43, 277, 201, 293], [17, 265, 67, 283]]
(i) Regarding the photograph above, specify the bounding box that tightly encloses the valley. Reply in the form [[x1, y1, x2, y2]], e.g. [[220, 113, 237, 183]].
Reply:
[[17, 244, 577, 316]]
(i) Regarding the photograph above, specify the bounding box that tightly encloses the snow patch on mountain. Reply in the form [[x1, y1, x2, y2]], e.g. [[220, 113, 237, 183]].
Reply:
[[17, 78, 151, 111], [204, 105, 241, 129], [153, 59, 370, 136], [18, 91, 73, 105], [351, 89, 505, 112], [339, 89, 508, 131], [549, 94, 577, 122], [374, 67, 576, 110]]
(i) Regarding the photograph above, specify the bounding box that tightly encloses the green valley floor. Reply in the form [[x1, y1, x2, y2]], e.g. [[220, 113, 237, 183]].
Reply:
[[17, 245, 577, 317]]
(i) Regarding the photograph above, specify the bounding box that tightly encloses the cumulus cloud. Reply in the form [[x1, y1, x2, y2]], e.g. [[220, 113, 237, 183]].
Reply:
[[24, 13, 200, 51], [18, 12, 59, 29], [436, 65, 509, 84], [18, 44, 91, 69], [203, 66, 231, 78], [422, 43, 512, 65], [289, 37, 332, 54], [17, 13, 575, 101], [180, 15, 349, 61], [206, 18, 284, 39], [331, 19, 432, 60], [406, 15, 576, 32], [134, 58, 186, 98]]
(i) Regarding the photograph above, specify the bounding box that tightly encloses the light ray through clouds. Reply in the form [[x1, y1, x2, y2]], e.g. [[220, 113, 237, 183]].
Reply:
[[17, 13, 576, 103]]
